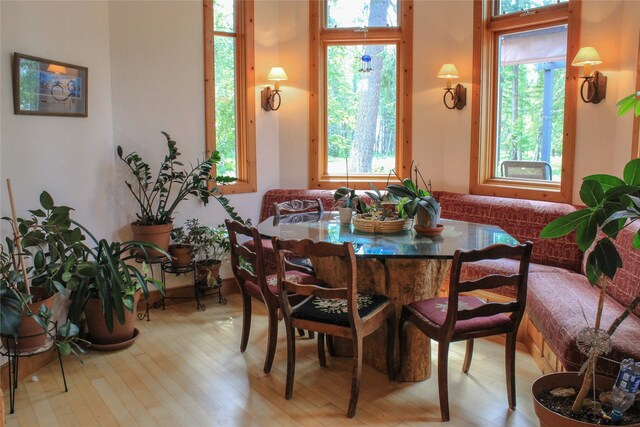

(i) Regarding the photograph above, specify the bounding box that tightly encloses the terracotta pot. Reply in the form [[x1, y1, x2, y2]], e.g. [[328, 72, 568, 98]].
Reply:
[[196, 260, 222, 287], [84, 290, 141, 348], [532, 372, 640, 427], [1, 287, 54, 352], [130, 222, 173, 257], [169, 244, 193, 267]]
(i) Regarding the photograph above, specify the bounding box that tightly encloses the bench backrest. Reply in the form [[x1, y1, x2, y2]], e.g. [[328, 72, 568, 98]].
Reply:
[[435, 191, 583, 273]]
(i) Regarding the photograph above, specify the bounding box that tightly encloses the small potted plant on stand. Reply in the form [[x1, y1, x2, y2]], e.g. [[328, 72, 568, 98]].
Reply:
[[168, 227, 194, 268], [173, 219, 230, 291]]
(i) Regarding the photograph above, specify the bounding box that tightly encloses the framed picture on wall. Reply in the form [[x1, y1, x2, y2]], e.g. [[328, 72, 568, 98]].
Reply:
[[12, 53, 88, 117]]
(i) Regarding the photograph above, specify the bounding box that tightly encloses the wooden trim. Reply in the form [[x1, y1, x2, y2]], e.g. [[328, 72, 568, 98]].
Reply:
[[632, 31, 640, 159], [469, 0, 578, 203], [309, 0, 413, 189], [203, 0, 257, 195]]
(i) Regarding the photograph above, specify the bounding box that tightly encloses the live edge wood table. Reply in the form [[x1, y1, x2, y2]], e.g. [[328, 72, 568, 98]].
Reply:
[[257, 213, 518, 381]]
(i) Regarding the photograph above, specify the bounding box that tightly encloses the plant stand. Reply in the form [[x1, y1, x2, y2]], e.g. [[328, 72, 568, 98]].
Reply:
[[0, 326, 68, 414]]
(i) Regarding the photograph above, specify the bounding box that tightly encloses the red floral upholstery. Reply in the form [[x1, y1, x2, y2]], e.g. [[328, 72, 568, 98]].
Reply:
[[527, 270, 640, 375], [407, 296, 513, 335], [435, 191, 583, 273]]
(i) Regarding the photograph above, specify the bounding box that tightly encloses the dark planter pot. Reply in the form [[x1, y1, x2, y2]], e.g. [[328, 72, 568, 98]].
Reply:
[[195, 260, 222, 288], [1, 287, 54, 352], [84, 290, 141, 350], [169, 244, 193, 267], [532, 372, 640, 427], [130, 222, 173, 257]]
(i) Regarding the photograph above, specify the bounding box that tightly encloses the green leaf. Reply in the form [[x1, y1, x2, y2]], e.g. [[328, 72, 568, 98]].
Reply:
[[540, 208, 593, 238], [585, 252, 601, 285], [623, 158, 640, 185], [29, 209, 46, 218], [617, 93, 637, 116], [39, 191, 54, 210], [592, 238, 622, 280], [634, 231, 640, 249], [34, 250, 45, 270], [579, 180, 604, 207], [57, 342, 72, 357], [575, 213, 597, 252], [402, 178, 417, 194], [583, 174, 625, 192]]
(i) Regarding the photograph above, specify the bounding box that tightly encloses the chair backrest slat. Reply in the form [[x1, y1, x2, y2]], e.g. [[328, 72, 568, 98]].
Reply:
[[274, 198, 323, 217], [457, 274, 519, 293], [456, 301, 520, 321]]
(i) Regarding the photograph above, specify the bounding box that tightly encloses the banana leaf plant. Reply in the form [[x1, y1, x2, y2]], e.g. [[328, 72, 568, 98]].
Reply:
[[118, 131, 245, 226], [386, 165, 441, 226], [540, 158, 640, 413]]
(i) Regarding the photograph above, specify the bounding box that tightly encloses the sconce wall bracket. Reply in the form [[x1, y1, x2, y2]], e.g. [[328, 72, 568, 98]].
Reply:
[[443, 84, 466, 110], [580, 70, 607, 104], [261, 86, 282, 111]]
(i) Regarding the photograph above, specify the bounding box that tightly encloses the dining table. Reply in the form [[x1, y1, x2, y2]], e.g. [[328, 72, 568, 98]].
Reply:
[[256, 212, 519, 381]]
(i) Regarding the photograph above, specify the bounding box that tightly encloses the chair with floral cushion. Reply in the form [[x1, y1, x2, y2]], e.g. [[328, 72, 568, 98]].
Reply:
[[272, 237, 395, 418], [225, 219, 322, 374], [399, 242, 532, 422]]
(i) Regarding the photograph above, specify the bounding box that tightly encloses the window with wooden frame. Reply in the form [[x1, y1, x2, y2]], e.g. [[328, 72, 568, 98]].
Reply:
[[204, 0, 256, 194], [309, 0, 413, 189], [470, 0, 580, 202]]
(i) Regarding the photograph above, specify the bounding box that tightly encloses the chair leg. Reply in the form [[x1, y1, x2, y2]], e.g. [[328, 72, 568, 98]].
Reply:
[[437, 340, 451, 422], [263, 305, 279, 373], [397, 309, 408, 383], [240, 293, 252, 352], [284, 324, 296, 400], [462, 339, 474, 374], [317, 333, 327, 367], [297, 328, 305, 337], [347, 335, 364, 418], [326, 334, 336, 356], [308, 330, 315, 339], [386, 312, 396, 381], [505, 332, 517, 409]]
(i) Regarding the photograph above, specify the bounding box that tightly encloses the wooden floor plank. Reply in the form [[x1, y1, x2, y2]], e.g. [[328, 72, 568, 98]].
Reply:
[[3, 293, 541, 426]]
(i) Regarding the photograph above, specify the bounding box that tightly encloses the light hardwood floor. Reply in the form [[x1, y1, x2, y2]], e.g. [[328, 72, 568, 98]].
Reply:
[[2, 293, 542, 426]]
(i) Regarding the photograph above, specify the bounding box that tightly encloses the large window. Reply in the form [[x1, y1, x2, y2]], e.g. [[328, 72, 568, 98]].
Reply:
[[309, 0, 413, 189], [470, 0, 579, 202], [204, 0, 256, 194]]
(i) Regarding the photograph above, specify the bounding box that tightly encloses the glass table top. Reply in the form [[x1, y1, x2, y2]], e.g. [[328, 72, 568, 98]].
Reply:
[[256, 213, 519, 259]]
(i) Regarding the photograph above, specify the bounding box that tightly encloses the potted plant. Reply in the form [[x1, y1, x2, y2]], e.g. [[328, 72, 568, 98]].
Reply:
[[538, 158, 640, 425], [117, 131, 238, 255], [173, 219, 230, 288], [386, 164, 441, 230], [1, 190, 88, 357], [168, 227, 194, 268]]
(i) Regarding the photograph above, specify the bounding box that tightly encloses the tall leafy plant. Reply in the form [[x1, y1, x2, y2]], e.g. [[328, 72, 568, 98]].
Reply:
[[540, 158, 640, 413], [118, 132, 243, 225]]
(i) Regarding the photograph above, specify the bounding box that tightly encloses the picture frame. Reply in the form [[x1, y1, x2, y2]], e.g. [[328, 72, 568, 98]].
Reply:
[[12, 52, 88, 117]]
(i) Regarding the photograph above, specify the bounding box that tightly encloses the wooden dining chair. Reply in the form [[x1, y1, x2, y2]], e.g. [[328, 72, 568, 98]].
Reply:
[[399, 242, 532, 422], [225, 220, 322, 374], [273, 198, 323, 222], [272, 237, 396, 418]]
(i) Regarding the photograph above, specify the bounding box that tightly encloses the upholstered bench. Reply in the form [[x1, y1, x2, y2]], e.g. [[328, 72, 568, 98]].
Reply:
[[258, 189, 640, 375]]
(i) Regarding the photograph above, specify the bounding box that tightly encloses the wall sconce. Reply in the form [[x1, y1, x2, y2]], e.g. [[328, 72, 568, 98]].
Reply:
[[437, 64, 466, 110], [571, 47, 607, 104], [261, 67, 288, 111]]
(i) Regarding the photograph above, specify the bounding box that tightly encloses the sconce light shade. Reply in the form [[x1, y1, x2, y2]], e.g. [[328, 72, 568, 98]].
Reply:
[[267, 67, 288, 82], [262, 67, 288, 112], [437, 64, 459, 79], [572, 47, 606, 104], [571, 47, 602, 67], [438, 63, 465, 110]]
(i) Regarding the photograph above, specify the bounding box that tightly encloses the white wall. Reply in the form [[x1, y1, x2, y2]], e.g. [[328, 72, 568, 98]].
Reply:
[[0, 1, 115, 239]]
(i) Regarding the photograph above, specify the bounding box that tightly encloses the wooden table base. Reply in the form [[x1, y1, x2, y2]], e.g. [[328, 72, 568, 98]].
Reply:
[[312, 257, 452, 382]]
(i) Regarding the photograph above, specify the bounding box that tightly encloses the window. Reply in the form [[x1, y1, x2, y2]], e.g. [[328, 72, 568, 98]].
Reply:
[[204, 0, 256, 194], [470, 0, 580, 202], [309, 0, 413, 189]]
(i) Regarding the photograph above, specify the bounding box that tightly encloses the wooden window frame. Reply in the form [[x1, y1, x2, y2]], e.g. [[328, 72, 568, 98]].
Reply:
[[632, 32, 640, 158], [203, 0, 257, 194], [308, 0, 413, 190], [469, 0, 581, 202]]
